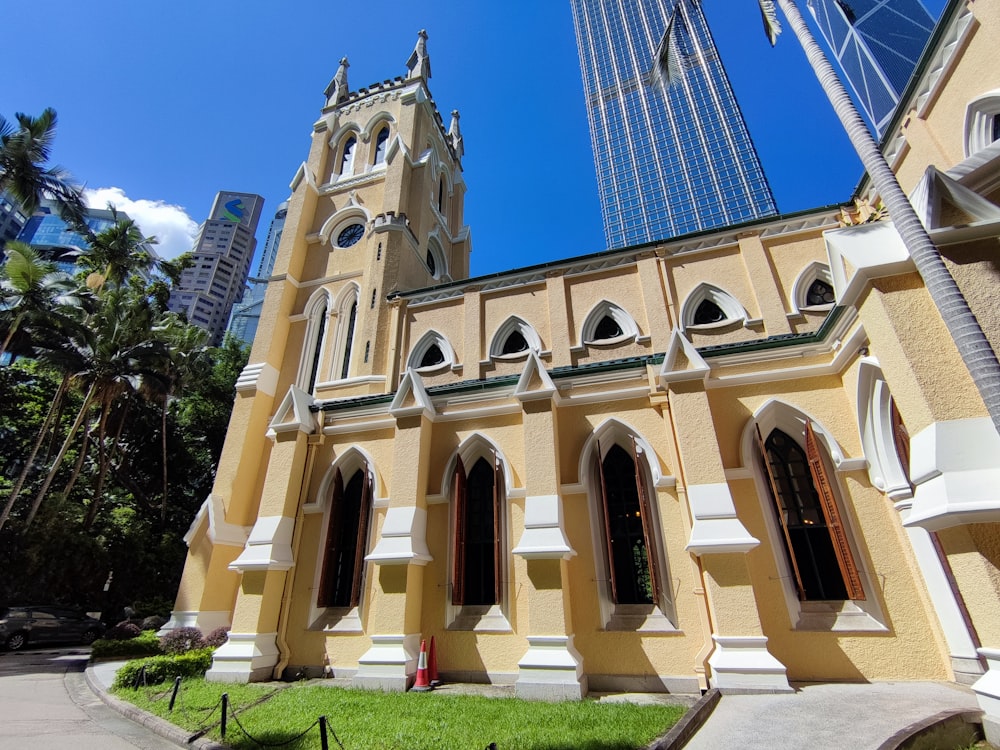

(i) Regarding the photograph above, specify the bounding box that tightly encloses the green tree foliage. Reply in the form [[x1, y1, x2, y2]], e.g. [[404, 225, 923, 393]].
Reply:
[[0, 196, 249, 619]]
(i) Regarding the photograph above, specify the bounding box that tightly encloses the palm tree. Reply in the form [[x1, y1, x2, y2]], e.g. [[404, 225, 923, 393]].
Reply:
[[77, 207, 157, 292], [0, 108, 86, 230], [0, 241, 87, 361], [658, 0, 1000, 435]]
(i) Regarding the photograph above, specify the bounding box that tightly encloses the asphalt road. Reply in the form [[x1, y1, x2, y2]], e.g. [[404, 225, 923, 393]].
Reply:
[[0, 646, 178, 750]]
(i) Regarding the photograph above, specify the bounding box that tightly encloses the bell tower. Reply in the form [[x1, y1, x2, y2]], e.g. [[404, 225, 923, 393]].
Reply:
[[270, 30, 470, 399]]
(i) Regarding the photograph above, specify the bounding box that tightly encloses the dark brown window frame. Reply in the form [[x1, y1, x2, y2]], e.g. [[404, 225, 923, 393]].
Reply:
[[317, 465, 372, 609], [451, 453, 503, 607]]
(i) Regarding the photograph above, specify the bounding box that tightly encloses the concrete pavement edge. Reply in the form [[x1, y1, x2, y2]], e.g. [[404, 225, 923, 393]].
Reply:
[[84, 663, 228, 750], [648, 689, 720, 750]]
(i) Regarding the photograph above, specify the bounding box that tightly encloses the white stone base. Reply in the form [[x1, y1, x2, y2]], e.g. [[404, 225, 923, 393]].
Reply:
[[158, 610, 231, 636], [707, 635, 792, 693], [206, 632, 279, 683], [353, 634, 420, 692], [972, 648, 1000, 746], [515, 635, 587, 700]]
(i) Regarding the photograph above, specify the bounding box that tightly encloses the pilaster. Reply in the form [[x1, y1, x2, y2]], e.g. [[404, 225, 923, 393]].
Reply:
[[355, 374, 434, 690], [512, 355, 584, 699], [662, 343, 789, 692]]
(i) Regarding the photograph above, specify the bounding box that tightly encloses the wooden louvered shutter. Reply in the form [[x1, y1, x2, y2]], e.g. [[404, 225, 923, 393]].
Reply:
[[451, 456, 467, 606], [890, 400, 911, 483], [596, 440, 619, 604], [317, 469, 344, 607], [804, 421, 865, 600], [755, 425, 807, 601], [350, 463, 371, 608], [492, 451, 503, 605], [630, 437, 663, 605]]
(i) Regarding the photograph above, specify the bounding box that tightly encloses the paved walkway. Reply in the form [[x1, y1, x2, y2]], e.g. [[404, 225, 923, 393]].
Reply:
[[3, 650, 987, 749], [0, 649, 178, 750], [684, 681, 982, 750]]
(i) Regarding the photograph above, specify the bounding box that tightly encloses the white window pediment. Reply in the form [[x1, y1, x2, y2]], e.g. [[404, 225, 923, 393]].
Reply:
[[964, 89, 1000, 157], [681, 283, 748, 331], [490, 316, 542, 360], [406, 330, 455, 373], [792, 262, 836, 314], [581, 301, 639, 346]]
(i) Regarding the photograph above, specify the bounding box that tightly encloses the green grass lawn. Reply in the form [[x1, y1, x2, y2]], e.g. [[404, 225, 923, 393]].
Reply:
[[114, 678, 685, 749]]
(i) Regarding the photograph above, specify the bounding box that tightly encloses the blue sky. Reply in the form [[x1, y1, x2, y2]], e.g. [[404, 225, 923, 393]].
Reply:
[[5, 0, 944, 276]]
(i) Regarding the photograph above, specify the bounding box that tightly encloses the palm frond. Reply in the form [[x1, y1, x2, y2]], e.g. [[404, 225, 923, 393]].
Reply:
[[649, 9, 683, 91], [758, 0, 782, 46]]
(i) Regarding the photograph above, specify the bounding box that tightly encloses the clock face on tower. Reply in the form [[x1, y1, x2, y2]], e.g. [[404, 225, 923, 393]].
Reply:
[[337, 223, 364, 248]]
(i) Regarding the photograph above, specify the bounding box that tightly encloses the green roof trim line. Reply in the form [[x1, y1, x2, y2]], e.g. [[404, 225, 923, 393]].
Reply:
[[313, 308, 844, 414], [699, 306, 846, 358]]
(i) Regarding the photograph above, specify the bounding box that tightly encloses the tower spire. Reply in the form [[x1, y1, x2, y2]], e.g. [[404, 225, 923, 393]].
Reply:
[[448, 110, 464, 161], [406, 29, 431, 81], [324, 57, 350, 106]]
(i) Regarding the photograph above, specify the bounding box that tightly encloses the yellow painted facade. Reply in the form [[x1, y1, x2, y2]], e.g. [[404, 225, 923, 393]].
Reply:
[[168, 2, 1000, 718]]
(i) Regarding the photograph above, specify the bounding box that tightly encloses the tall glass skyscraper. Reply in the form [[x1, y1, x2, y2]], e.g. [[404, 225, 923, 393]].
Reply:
[[806, 0, 935, 137], [227, 200, 288, 346], [570, 0, 777, 250]]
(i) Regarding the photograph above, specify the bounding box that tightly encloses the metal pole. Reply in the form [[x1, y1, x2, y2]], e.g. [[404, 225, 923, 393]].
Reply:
[[319, 715, 329, 750], [168, 676, 181, 712], [221, 693, 228, 739]]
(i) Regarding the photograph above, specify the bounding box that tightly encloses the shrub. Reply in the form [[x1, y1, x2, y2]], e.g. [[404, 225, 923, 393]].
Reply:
[[159, 626, 203, 654], [105, 621, 142, 641], [112, 648, 214, 689], [91, 630, 163, 659], [140, 615, 167, 632], [202, 626, 230, 648]]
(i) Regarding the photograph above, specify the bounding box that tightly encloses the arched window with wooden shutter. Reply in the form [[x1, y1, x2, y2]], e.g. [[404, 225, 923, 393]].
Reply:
[[595, 441, 663, 605], [756, 423, 864, 601], [318, 465, 372, 608], [451, 454, 503, 607]]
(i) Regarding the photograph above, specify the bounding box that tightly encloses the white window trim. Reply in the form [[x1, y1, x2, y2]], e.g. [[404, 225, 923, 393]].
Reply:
[[443, 435, 512, 632], [489, 316, 542, 360], [406, 329, 456, 373], [304, 448, 379, 633], [296, 290, 332, 392], [964, 88, 1000, 157], [791, 262, 836, 315], [581, 419, 678, 632], [680, 283, 749, 331], [580, 300, 640, 347], [740, 401, 888, 632]]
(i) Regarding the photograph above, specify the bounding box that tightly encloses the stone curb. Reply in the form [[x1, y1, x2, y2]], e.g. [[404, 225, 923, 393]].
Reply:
[[647, 689, 721, 750], [874, 708, 985, 750], [84, 664, 228, 750]]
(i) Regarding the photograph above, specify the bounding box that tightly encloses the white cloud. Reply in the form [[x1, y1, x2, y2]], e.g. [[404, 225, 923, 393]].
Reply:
[[84, 187, 199, 260]]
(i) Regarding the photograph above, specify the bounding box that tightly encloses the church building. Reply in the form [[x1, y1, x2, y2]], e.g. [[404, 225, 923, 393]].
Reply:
[[166, 3, 1000, 740]]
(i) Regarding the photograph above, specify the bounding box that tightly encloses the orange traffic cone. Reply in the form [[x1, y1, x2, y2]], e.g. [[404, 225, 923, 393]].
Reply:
[[411, 639, 433, 692], [428, 636, 440, 686]]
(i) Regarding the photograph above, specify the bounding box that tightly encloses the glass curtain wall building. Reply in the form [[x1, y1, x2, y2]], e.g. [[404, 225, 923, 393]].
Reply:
[[570, 0, 777, 250], [806, 0, 936, 137], [227, 200, 288, 346]]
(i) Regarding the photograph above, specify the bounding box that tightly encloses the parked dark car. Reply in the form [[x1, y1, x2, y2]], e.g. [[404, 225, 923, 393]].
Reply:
[[0, 606, 105, 651]]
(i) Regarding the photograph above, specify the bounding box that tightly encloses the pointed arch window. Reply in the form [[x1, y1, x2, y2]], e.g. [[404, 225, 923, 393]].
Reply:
[[756, 423, 864, 601], [304, 299, 329, 392], [425, 249, 436, 277], [501, 330, 528, 355], [452, 455, 502, 606], [340, 301, 357, 379], [420, 345, 444, 368], [318, 467, 372, 608], [693, 299, 726, 325], [490, 316, 541, 359], [682, 284, 746, 329], [596, 441, 663, 605], [339, 136, 357, 176], [594, 315, 623, 340], [438, 178, 446, 215], [581, 301, 639, 345], [373, 126, 390, 166]]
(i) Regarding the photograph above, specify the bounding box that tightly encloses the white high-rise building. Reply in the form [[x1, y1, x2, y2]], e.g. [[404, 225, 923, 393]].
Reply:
[[169, 191, 264, 346]]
